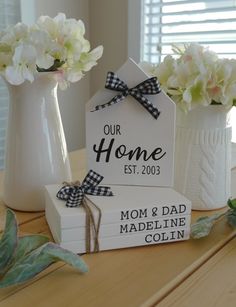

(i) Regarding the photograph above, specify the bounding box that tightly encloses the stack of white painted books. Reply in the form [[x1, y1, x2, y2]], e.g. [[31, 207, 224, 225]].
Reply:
[[45, 59, 192, 253], [45, 185, 191, 253]]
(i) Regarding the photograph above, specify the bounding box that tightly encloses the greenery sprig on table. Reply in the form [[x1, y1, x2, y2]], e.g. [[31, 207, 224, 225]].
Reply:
[[191, 198, 236, 239], [0, 209, 88, 288]]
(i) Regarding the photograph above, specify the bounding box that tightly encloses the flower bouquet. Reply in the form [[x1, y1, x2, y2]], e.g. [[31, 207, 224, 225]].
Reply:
[[0, 13, 103, 212], [0, 12, 103, 88], [142, 43, 236, 112]]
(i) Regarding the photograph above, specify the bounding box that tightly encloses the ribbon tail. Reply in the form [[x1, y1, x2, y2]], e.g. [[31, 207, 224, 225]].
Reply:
[[132, 93, 160, 119], [82, 169, 104, 188], [86, 186, 113, 196], [135, 77, 161, 94], [91, 92, 126, 112]]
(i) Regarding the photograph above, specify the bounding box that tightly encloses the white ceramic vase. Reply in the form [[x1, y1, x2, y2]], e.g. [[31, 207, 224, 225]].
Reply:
[[3, 73, 72, 212], [174, 105, 232, 210]]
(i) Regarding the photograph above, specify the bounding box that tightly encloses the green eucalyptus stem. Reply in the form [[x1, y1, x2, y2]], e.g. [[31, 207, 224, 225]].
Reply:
[[207, 211, 227, 222], [191, 211, 227, 239], [0, 209, 88, 288], [191, 198, 236, 239], [37, 59, 65, 72]]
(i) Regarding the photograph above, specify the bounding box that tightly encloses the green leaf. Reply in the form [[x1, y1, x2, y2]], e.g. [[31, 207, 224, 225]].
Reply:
[[0, 209, 18, 275], [227, 198, 236, 210], [0, 242, 88, 288], [191, 217, 214, 239], [191, 212, 226, 239], [14, 235, 49, 262], [226, 210, 236, 227], [0, 244, 52, 288], [42, 242, 88, 273]]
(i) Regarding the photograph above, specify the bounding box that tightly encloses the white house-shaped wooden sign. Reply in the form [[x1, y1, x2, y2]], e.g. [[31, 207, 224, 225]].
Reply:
[[86, 58, 176, 187]]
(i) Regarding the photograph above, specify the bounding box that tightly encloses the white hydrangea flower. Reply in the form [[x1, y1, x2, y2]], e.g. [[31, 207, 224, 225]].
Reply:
[[36, 13, 89, 61], [141, 42, 236, 110], [29, 29, 61, 69], [0, 13, 103, 87], [66, 46, 103, 84], [217, 59, 236, 106], [183, 76, 211, 109], [5, 44, 37, 85], [1, 23, 28, 47]]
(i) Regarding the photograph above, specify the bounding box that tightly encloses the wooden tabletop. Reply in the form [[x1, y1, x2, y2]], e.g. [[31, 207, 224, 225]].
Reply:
[[0, 149, 236, 307]]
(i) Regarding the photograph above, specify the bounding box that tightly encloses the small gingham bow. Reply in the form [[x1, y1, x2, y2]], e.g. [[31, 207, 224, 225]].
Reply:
[[93, 71, 161, 119], [56, 170, 113, 207]]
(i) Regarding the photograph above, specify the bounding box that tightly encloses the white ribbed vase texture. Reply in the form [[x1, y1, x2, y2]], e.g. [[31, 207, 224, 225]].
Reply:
[[174, 106, 232, 210], [3, 73, 72, 212]]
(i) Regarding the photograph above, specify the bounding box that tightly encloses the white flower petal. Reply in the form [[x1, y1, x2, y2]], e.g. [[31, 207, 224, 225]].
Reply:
[[67, 69, 83, 82], [36, 53, 54, 69], [89, 45, 103, 61], [54, 13, 66, 23], [21, 65, 34, 83], [13, 44, 37, 65], [183, 88, 192, 104], [5, 66, 25, 85]]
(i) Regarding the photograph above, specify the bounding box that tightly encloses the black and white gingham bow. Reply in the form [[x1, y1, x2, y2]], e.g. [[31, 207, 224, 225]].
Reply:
[[93, 71, 161, 119], [56, 170, 113, 207]]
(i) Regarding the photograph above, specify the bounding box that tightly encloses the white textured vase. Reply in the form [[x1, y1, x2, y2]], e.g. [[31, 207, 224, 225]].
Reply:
[[3, 73, 72, 212], [174, 106, 232, 210]]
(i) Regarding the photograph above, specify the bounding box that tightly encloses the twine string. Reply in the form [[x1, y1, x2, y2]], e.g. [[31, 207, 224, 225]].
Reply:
[[63, 180, 102, 253]]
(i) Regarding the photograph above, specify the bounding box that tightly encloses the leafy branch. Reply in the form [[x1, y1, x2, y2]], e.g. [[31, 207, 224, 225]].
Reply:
[[0, 209, 88, 288], [191, 198, 236, 239]]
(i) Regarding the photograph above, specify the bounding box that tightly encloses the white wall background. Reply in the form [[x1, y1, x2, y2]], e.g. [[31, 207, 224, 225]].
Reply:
[[89, 0, 128, 95], [21, 0, 129, 152]]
